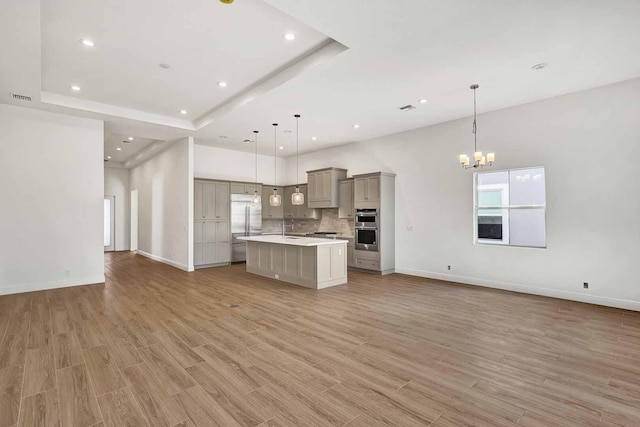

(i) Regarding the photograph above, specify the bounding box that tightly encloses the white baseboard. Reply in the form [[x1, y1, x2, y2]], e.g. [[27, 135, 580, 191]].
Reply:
[[0, 275, 106, 296], [136, 250, 190, 272], [395, 268, 640, 312]]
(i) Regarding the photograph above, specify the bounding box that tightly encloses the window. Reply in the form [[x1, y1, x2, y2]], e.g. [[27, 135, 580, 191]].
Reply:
[[475, 167, 546, 248]]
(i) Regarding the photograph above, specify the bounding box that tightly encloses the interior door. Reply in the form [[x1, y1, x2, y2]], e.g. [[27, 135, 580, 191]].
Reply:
[[130, 189, 138, 251], [104, 196, 115, 252]]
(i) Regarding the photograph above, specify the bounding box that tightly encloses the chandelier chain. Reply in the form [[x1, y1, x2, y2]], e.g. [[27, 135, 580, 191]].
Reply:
[[473, 86, 477, 153]]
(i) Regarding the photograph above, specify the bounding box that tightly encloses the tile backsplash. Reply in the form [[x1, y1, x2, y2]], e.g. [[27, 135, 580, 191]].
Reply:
[[263, 208, 354, 237]]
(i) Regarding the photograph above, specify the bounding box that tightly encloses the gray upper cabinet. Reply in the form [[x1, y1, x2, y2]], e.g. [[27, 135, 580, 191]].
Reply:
[[214, 182, 229, 219], [307, 168, 347, 208], [354, 175, 381, 205], [338, 178, 354, 219], [283, 186, 295, 219], [262, 185, 284, 219], [230, 181, 261, 195], [200, 180, 229, 220], [194, 181, 204, 219]]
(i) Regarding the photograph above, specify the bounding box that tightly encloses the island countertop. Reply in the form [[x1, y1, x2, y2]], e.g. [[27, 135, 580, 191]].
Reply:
[[237, 235, 348, 247]]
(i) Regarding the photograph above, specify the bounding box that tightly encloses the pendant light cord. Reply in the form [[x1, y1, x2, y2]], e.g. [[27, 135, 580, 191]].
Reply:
[[272, 123, 278, 189], [295, 114, 300, 187], [253, 131, 258, 184]]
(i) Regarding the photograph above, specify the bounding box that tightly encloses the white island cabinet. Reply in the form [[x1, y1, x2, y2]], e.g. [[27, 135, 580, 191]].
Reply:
[[237, 236, 348, 289]]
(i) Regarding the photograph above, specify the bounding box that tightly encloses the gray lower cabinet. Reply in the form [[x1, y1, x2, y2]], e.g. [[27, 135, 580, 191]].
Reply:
[[353, 249, 380, 271], [245, 241, 347, 289], [194, 220, 230, 266]]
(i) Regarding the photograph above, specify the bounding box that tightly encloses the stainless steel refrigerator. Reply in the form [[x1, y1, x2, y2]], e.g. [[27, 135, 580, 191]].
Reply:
[[231, 194, 262, 262]]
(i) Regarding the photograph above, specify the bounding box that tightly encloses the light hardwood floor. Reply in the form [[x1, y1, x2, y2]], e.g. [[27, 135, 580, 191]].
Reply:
[[2, 252, 640, 426]]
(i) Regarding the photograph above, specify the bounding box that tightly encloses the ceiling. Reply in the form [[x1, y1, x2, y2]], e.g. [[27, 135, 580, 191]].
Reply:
[[104, 133, 155, 164], [2, 0, 640, 164]]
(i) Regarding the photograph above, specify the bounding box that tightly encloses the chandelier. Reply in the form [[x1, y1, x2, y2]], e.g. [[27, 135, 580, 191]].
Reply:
[[459, 84, 494, 169]]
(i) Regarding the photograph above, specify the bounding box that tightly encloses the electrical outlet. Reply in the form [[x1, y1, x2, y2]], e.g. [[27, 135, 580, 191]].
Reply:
[[406, 225, 414, 231], [447, 265, 451, 271], [65, 270, 71, 277], [583, 282, 589, 289], [275, 274, 280, 279]]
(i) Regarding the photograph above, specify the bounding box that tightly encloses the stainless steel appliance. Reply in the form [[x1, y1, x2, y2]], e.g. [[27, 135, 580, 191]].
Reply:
[[355, 227, 378, 251], [355, 208, 379, 228], [231, 194, 262, 262]]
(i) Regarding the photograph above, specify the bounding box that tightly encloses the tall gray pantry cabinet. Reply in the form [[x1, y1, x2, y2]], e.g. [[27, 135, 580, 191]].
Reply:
[[194, 180, 231, 267]]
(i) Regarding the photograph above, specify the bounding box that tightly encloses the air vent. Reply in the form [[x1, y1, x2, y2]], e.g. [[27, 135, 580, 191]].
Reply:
[[399, 104, 416, 112], [104, 159, 109, 162], [123, 140, 131, 144], [11, 93, 32, 102]]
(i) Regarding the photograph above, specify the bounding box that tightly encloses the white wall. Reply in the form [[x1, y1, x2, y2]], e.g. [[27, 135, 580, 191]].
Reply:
[[130, 137, 194, 271], [104, 166, 129, 251], [286, 78, 640, 311], [0, 104, 104, 295], [194, 143, 288, 185]]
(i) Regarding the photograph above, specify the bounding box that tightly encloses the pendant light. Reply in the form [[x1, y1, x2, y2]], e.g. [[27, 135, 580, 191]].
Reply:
[[459, 84, 495, 169], [251, 130, 261, 205], [269, 123, 282, 207], [291, 114, 304, 206]]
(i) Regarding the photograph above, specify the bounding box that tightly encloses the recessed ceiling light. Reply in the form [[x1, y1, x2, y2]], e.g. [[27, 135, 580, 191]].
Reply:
[[419, 99, 427, 104], [531, 63, 548, 70], [80, 39, 94, 47], [243, 139, 252, 143], [279, 146, 284, 150], [217, 81, 228, 88], [70, 85, 81, 92], [311, 136, 317, 141], [353, 124, 360, 129], [127, 136, 134, 141], [107, 156, 112, 159], [283, 33, 296, 41], [180, 110, 188, 115], [159, 63, 170, 69], [116, 147, 122, 151]]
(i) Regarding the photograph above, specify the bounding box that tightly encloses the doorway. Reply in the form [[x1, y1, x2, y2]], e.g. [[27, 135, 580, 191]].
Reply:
[[130, 189, 138, 251], [104, 196, 115, 252]]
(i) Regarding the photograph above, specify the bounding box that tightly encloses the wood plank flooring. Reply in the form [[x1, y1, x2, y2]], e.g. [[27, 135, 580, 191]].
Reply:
[[1, 251, 640, 426]]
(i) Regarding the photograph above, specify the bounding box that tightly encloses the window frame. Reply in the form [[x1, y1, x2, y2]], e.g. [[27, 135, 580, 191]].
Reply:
[[473, 166, 547, 249]]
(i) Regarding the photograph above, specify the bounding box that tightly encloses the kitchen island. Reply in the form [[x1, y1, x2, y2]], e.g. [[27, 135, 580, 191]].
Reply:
[[237, 235, 348, 289]]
